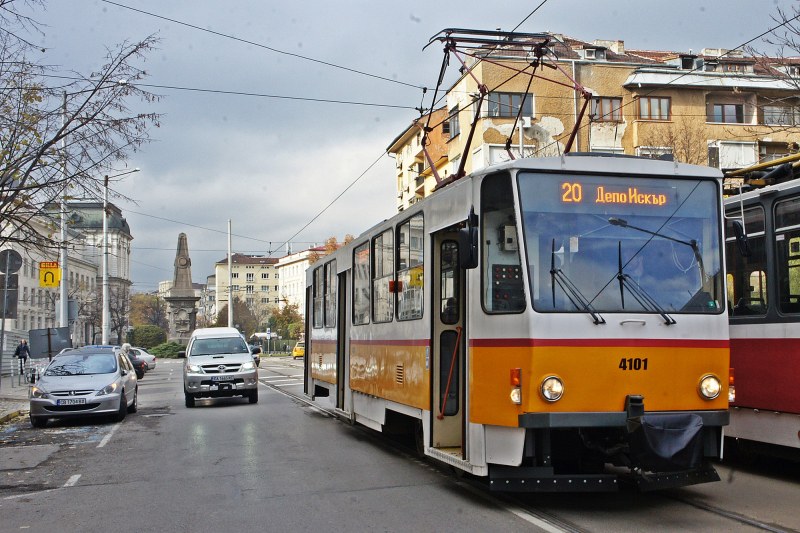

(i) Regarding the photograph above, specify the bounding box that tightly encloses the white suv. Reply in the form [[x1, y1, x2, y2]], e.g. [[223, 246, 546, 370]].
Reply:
[[181, 327, 260, 407]]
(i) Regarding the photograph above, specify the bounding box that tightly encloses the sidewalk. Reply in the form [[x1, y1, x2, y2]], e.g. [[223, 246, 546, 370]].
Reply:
[[0, 376, 29, 424]]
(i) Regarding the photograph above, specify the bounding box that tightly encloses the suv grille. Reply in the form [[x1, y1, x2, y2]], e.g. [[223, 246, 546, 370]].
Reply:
[[200, 364, 242, 374]]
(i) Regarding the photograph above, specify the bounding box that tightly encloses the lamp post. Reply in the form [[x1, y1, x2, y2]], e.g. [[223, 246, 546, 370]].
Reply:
[[102, 168, 139, 345]]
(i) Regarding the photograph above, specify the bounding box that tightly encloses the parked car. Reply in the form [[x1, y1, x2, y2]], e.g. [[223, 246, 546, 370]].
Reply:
[[181, 327, 259, 407], [29, 348, 138, 428], [132, 347, 156, 370], [292, 341, 305, 360], [124, 349, 147, 379]]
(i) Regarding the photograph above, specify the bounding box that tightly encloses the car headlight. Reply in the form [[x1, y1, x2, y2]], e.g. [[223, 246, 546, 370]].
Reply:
[[30, 385, 49, 399], [241, 361, 255, 371], [187, 364, 203, 373], [96, 382, 119, 396], [540, 376, 564, 402], [698, 374, 721, 400]]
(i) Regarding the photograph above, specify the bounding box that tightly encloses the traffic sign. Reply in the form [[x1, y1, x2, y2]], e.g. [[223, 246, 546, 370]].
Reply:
[[0, 249, 22, 274], [40, 261, 61, 288]]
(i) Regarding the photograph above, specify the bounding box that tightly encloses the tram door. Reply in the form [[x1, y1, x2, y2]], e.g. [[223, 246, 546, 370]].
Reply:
[[431, 232, 466, 454], [336, 272, 347, 410]]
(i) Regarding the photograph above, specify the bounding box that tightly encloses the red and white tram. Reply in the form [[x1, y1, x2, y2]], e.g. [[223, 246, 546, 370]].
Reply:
[[725, 176, 800, 453]]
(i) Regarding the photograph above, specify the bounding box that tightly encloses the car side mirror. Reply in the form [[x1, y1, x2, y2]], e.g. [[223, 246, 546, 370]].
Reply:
[[178, 351, 186, 358], [458, 206, 479, 270]]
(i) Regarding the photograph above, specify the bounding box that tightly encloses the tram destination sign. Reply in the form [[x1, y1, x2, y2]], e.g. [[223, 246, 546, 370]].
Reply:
[[560, 180, 674, 208]]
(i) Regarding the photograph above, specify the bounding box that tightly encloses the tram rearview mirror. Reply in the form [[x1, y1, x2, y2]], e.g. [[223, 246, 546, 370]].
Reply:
[[459, 207, 479, 269], [732, 220, 751, 258]]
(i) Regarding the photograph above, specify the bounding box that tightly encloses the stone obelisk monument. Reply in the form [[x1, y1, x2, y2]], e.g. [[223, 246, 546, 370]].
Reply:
[[165, 233, 200, 345]]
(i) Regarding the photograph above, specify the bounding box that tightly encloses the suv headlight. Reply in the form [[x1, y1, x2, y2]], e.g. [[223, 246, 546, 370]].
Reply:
[[96, 382, 119, 396], [187, 364, 203, 373], [241, 361, 256, 371]]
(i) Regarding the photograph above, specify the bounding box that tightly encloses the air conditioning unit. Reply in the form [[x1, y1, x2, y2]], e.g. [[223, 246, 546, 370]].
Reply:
[[521, 116, 532, 128]]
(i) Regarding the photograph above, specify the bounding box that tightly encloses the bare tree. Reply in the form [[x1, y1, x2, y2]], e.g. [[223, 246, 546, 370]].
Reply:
[[130, 293, 168, 329], [0, 0, 160, 254], [636, 116, 709, 166]]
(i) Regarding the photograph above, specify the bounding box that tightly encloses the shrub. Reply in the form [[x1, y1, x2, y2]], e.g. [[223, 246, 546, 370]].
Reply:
[[148, 342, 185, 358], [129, 325, 166, 348]]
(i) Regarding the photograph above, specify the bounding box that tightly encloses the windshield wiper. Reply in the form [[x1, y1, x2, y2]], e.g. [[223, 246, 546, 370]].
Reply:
[[550, 239, 606, 324], [615, 242, 676, 325], [608, 217, 707, 285]]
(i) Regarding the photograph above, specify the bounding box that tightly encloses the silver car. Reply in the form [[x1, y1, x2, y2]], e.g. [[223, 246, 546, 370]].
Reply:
[[29, 349, 138, 428], [182, 327, 259, 407], [132, 347, 156, 370]]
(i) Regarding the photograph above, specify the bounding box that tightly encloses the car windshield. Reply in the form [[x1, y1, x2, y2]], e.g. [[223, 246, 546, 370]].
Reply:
[[189, 337, 249, 356], [518, 171, 723, 315], [45, 353, 118, 376]]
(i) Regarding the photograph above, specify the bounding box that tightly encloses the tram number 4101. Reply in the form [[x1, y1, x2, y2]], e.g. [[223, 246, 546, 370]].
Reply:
[[619, 357, 648, 371]]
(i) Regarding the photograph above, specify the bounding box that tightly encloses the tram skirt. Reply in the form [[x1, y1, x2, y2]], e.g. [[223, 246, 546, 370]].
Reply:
[[628, 413, 704, 472]]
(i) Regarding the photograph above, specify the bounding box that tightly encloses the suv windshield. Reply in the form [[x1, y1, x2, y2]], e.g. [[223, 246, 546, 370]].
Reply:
[[45, 353, 118, 376], [518, 172, 723, 315], [189, 337, 249, 356]]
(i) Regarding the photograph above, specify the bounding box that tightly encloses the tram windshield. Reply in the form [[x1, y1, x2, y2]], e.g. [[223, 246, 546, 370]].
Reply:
[[518, 172, 723, 315]]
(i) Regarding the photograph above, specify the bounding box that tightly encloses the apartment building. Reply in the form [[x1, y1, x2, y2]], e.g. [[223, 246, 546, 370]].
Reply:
[[214, 254, 280, 319], [395, 32, 800, 199], [276, 247, 326, 317]]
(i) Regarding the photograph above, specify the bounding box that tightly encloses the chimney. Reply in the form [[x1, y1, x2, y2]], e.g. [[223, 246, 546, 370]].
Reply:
[[594, 39, 625, 54]]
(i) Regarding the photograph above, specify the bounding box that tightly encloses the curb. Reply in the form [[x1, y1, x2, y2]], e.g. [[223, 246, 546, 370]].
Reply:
[[0, 409, 26, 424]]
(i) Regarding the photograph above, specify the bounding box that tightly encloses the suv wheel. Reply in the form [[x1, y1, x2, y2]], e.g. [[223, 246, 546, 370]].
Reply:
[[248, 389, 258, 404], [185, 391, 195, 408]]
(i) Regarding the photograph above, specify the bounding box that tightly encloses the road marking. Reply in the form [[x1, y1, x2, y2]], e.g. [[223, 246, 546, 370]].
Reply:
[[97, 423, 120, 448], [63, 474, 81, 487]]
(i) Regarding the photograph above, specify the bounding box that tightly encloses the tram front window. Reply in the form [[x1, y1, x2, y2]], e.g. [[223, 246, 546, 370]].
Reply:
[[518, 172, 723, 315]]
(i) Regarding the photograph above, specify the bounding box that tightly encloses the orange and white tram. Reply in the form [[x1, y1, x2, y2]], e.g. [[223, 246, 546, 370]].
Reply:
[[725, 176, 800, 454], [305, 153, 730, 491]]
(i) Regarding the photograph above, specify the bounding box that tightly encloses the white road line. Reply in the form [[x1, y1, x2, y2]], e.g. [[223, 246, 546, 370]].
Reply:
[[63, 474, 81, 487], [97, 422, 120, 448]]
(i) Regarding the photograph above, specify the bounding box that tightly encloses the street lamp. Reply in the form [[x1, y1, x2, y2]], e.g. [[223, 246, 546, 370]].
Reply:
[[102, 168, 139, 345]]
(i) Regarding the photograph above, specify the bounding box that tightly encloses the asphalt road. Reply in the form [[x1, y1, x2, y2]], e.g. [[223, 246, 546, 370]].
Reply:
[[0, 359, 798, 533]]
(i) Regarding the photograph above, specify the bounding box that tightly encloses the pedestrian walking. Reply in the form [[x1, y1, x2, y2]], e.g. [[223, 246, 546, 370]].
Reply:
[[13, 339, 30, 373]]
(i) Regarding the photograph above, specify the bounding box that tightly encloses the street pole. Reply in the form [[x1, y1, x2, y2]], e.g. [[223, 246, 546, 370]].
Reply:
[[59, 91, 69, 329], [101, 175, 109, 345], [228, 219, 233, 327]]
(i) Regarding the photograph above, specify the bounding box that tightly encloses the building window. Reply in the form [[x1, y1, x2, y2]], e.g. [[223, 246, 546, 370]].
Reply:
[[711, 103, 744, 124], [232, 272, 239, 279], [246, 298, 254, 306], [763, 105, 800, 126], [488, 92, 534, 118], [447, 106, 460, 137], [246, 285, 254, 293], [262, 273, 269, 279], [231, 285, 240, 291], [261, 298, 268, 304], [636, 146, 673, 159], [638, 96, 670, 120], [261, 285, 268, 292], [591, 97, 622, 122], [246, 273, 254, 282]]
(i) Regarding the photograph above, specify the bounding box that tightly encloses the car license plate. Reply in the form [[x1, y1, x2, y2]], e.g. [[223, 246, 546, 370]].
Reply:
[[211, 375, 234, 381], [56, 398, 86, 406]]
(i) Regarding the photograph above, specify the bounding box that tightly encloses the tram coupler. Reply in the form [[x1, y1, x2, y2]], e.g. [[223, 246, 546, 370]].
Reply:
[[625, 395, 706, 473]]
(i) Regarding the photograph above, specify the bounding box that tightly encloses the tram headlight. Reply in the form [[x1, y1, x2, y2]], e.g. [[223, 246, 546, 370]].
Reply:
[[540, 376, 564, 402], [698, 374, 722, 400]]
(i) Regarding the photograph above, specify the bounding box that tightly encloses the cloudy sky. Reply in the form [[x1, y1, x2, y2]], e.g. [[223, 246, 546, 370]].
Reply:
[[24, 0, 793, 292]]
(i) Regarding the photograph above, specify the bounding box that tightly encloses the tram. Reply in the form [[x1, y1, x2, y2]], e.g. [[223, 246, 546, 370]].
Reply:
[[305, 153, 730, 492], [725, 173, 800, 455]]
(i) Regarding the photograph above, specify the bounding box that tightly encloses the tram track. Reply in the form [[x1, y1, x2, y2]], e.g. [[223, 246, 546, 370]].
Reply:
[[258, 371, 796, 532]]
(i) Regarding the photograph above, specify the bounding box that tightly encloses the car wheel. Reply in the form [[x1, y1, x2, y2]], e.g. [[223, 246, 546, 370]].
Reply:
[[115, 392, 127, 422], [248, 389, 258, 404], [136, 370, 144, 379], [30, 414, 47, 428], [185, 391, 195, 408], [127, 387, 138, 413]]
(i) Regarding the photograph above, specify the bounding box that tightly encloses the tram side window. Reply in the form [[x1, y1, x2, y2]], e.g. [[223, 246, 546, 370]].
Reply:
[[353, 243, 370, 325], [324, 260, 337, 327], [312, 266, 324, 328], [775, 197, 800, 314], [481, 173, 526, 313], [372, 229, 394, 323], [396, 213, 424, 321], [725, 206, 768, 316]]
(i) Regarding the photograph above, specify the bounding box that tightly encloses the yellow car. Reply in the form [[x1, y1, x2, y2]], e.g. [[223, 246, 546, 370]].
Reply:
[[292, 341, 305, 359]]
